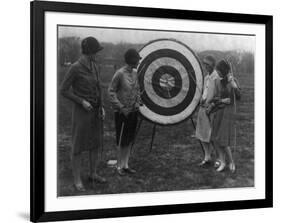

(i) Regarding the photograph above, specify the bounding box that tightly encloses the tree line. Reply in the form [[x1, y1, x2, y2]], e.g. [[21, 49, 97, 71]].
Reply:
[[58, 37, 254, 74]]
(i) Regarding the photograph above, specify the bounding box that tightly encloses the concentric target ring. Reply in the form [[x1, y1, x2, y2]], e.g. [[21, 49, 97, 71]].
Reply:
[[152, 65, 182, 99], [137, 39, 203, 125], [144, 57, 189, 108]]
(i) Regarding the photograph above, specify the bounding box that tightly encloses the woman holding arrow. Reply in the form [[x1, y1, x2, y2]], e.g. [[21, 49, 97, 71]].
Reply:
[[206, 59, 241, 172], [60, 36, 107, 191], [108, 49, 142, 176]]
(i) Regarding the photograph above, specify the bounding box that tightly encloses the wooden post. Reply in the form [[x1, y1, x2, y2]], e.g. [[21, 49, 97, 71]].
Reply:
[[149, 124, 157, 153], [190, 117, 204, 155]]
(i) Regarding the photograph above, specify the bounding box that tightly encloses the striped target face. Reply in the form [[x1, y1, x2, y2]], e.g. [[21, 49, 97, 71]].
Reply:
[[138, 39, 203, 125]]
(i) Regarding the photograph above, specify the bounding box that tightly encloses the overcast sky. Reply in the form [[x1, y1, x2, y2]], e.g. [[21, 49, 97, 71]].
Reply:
[[58, 26, 255, 52]]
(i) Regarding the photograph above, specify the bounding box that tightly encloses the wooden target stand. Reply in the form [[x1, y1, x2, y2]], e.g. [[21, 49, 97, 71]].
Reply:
[[130, 113, 204, 154]]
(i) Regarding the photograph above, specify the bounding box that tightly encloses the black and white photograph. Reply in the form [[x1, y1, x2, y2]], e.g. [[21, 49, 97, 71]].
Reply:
[[57, 25, 255, 197], [29, 1, 273, 221], [1, 0, 279, 221]]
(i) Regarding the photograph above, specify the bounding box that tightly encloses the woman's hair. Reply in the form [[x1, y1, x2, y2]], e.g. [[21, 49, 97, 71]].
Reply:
[[203, 55, 216, 67], [216, 60, 230, 77], [124, 49, 141, 65]]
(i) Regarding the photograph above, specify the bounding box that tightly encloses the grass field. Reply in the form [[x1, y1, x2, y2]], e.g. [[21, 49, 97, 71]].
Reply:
[[57, 62, 254, 197]]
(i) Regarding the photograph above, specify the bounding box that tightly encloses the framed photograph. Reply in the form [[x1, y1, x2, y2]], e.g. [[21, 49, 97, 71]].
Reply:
[[31, 0, 273, 222]]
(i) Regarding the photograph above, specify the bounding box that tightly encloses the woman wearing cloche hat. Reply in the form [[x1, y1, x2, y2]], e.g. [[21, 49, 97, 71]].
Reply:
[[60, 36, 106, 191]]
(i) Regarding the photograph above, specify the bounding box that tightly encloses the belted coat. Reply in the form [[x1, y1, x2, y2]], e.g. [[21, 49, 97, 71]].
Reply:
[[60, 55, 103, 155]]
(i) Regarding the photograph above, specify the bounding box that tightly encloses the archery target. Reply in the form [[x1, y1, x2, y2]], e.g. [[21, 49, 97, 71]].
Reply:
[[138, 39, 203, 125]]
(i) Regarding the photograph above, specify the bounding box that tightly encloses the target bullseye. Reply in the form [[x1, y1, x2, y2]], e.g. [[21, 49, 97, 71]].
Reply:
[[159, 74, 175, 93]]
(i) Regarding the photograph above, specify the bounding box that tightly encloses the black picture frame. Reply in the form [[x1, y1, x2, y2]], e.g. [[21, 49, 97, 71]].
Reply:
[[30, 0, 273, 222]]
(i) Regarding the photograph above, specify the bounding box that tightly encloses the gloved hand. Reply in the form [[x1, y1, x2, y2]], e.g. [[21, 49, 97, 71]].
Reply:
[[206, 103, 215, 115], [134, 102, 143, 110], [227, 73, 238, 89], [82, 100, 93, 111], [221, 98, 231, 104], [200, 98, 206, 105], [120, 106, 130, 117], [101, 107, 105, 120]]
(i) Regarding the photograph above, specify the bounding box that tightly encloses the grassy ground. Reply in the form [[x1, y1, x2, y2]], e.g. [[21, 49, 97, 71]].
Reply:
[[57, 64, 254, 197]]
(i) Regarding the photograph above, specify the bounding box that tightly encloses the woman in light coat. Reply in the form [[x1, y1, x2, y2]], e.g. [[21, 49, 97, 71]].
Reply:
[[108, 49, 142, 176]]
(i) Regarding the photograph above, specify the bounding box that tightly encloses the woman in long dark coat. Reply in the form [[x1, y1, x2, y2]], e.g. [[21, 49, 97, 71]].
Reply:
[[60, 37, 106, 191], [207, 60, 241, 172]]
